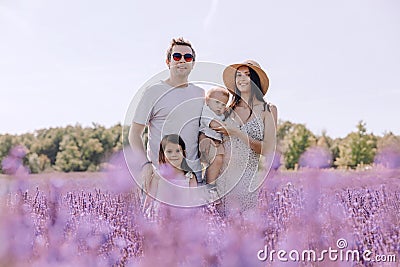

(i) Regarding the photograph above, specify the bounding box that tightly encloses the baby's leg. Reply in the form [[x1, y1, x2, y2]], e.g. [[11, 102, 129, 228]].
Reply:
[[199, 136, 212, 164], [206, 141, 224, 184]]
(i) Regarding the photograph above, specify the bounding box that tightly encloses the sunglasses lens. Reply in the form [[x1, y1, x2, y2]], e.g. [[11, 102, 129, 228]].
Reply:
[[172, 53, 182, 61], [184, 54, 193, 62]]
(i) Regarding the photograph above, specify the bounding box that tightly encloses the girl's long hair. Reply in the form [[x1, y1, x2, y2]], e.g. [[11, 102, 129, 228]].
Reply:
[[226, 67, 269, 120], [158, 134, 195, 176]]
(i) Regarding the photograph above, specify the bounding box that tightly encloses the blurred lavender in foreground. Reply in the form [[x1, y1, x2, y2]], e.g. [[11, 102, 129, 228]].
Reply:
[[374, 147, 400, 169], [1, 145, 29, 176], [298, 146, 333, 169], [0, 149, 399, 266], [271, 151, 282, 171], [103, 150, 137, 193]]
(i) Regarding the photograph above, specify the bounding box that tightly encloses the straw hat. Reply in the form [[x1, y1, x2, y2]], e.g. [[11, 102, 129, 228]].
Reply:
[[222, 60, 269, 95]]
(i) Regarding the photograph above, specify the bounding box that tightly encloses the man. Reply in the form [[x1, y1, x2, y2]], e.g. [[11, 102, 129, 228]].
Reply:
[[129, 38, 205, 190]]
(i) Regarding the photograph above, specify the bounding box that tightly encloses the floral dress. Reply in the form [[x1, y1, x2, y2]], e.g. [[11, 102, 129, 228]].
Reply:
[[216, 114, 264, 216]]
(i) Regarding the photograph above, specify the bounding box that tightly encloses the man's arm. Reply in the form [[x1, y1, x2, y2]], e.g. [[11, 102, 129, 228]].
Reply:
[[129, 122, 148, 163], [128, 122, 153, 191]]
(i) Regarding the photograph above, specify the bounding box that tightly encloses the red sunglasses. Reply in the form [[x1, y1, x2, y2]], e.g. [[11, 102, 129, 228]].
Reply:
[[172, 53, 194, 62]]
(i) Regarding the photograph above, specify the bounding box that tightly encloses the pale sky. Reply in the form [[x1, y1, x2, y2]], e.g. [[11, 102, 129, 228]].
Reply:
[[1, 0, 399, 138]]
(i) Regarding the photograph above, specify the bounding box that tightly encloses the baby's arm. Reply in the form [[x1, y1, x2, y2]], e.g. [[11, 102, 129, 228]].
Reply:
[[209, 119, 224, 129]]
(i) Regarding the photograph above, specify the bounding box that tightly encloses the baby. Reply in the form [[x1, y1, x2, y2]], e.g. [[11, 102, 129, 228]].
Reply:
[[199, 87, 229, 197]]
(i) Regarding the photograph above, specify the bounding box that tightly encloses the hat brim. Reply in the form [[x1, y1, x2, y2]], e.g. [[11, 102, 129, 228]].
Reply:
[[223, 63, 269, 95]]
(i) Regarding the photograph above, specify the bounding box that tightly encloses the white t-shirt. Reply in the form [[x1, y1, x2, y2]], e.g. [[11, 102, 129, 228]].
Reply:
[[132, 81, 205, 172]]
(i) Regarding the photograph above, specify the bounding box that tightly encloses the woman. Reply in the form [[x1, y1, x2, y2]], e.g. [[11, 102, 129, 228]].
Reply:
[[214, 60, 277, 216]]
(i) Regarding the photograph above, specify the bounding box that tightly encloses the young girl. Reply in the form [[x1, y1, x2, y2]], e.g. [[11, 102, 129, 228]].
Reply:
[[143, 134, 197, 211], [158, 134, 197, 188]]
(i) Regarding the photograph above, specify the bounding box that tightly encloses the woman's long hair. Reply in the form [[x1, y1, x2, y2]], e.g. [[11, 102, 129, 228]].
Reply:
[[226, 67, 269, 121], [158, 134, 195, 176]]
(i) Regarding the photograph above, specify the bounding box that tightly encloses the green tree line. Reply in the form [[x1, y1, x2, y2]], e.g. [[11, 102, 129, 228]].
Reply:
[[0, 123, 126, 173], [277, 120, 400, 170], [1, 121, 399, 173]]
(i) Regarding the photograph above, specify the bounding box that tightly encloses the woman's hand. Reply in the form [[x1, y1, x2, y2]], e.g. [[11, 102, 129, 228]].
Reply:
[[212, 119, 241, 137]]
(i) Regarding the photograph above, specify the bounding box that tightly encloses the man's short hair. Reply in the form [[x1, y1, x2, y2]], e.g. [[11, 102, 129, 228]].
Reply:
[[166, 37, 196, 62]]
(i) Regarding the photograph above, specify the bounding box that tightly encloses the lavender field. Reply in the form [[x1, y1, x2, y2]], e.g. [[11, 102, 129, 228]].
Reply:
[[1, 164, 399, 266]]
